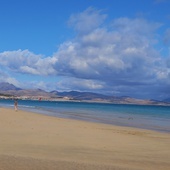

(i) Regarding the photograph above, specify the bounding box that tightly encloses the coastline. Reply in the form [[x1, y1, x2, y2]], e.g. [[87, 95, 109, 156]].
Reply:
[[1, 99, 170, 133], [0, 107, 170, 170], [1, 95, 170, 106]]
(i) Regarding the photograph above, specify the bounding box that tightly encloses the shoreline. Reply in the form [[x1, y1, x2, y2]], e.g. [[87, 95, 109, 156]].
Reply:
[[1, 96, 170, 106], [1, 101, 170, 133], [21, 107, 170, 134], [0, 107, 170, 169]]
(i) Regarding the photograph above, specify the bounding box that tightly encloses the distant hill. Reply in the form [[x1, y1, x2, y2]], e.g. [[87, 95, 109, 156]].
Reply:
[[0, 82, 170, 105], [54, 91, 113, 100], [0, 82, 54, 97], [0, 82, 22, 91], [50, 91, 170, 105]]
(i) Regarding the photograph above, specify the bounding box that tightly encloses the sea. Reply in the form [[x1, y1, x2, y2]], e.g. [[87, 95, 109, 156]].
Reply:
[[0, 99, 170, 133]]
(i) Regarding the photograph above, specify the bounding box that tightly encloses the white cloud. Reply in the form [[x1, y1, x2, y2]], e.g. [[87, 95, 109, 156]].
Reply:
[[0, 49, 39, 68], [0, 71, 20, 87], [0, 49, 57, 75], [20, 66, 40, 75], [68, 7, 107, 35], [51, 8, 169, 98], [0, 8, 170, 99], [53, 14, 162, 85], [55, 77, 104, 92]]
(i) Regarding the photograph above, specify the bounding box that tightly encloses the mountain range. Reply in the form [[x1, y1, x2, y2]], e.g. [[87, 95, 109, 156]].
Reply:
[[0, 82, 169, 105]]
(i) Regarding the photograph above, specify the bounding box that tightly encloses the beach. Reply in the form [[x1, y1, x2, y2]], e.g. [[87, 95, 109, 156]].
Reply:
[[0, 108, 170, 170]]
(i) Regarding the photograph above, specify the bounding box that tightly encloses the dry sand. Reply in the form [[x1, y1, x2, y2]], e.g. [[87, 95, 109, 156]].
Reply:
[[0, 107, 170, 170]]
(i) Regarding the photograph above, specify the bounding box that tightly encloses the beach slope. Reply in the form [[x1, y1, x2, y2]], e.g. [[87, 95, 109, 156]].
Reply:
[[0, 108, 170, 170]]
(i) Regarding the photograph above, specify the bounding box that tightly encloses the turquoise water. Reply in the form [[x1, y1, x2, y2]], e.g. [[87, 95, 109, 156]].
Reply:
[[0, 99, 170, 132]]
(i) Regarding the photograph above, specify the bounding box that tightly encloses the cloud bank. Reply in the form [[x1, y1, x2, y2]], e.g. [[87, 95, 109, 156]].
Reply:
[[0, 7, 170, 99]]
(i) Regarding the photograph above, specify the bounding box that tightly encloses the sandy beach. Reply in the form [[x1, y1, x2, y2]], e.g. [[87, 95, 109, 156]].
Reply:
[[0, 107, 170, 170]]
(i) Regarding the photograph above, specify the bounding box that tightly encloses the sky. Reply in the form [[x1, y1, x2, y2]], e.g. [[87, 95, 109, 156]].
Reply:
[[0, 0, 170, 100]]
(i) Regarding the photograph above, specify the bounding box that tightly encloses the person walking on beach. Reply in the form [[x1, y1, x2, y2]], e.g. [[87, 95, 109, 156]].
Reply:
[[14, 99, 18, 111]]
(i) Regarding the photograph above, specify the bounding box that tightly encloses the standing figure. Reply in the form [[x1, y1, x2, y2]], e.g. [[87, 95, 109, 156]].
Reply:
[[14, 99, 18, 111]]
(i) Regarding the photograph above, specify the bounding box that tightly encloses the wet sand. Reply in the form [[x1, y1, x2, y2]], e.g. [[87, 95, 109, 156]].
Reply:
[[0, 108, 170, 170]]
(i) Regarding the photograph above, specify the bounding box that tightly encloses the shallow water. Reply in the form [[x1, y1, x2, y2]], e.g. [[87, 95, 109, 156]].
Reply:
[[0, 99, 170, 132]]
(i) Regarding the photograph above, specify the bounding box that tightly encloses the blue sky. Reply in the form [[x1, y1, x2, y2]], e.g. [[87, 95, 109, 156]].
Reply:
[[0, 0, 170, 99]]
